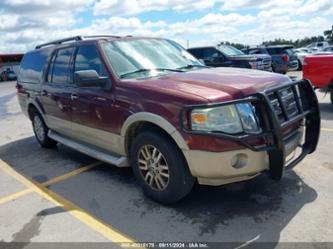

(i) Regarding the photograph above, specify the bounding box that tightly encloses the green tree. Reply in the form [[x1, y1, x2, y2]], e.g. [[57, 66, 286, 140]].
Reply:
[[324, 25, 333, 42]]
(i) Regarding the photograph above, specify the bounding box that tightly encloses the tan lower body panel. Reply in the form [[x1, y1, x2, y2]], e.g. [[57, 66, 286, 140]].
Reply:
[[45, 115, 126, 156], [183, 149, 269, 186]]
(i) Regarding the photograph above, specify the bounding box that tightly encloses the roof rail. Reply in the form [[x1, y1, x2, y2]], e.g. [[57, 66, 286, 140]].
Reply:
[[35, 36, 83, 49], [81, 35, 122, 39]]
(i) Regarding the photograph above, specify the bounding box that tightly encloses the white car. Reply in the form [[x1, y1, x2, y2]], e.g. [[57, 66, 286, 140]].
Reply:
[[322, 46, 333, 53], [307, 41, 330, 50], [294, 49, 311, 70]]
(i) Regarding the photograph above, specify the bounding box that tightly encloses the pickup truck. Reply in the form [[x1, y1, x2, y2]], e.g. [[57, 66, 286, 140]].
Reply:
[[187, 45, 272, 71], [303, 55, 333, 104]]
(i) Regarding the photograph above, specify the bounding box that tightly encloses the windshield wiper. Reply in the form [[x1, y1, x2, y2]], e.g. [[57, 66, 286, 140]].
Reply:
[[119, 68, 183, 79]]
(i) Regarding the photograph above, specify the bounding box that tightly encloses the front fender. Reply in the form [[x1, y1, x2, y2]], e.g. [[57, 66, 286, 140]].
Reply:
[[121, 112, 189, 152]]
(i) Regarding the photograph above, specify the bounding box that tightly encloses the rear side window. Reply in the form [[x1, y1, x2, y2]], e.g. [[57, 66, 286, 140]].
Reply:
[[249, 49, 261, 55], [74, 44, 107, 76], [47, 47, 75, 84], [202, 48, 218, 59], [285, 49, 294, 56], [266, 47, 292, 55], [266, 48, 285, 55], [19, 50, 50, 84]]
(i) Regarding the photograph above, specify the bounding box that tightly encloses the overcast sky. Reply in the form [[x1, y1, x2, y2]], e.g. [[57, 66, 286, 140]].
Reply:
[[0, 0, 332, 53]]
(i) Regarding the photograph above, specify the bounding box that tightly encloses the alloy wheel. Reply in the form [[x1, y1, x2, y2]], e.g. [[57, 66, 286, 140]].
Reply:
[[137, 145, 170, 191], [34, 115, 45, 142]]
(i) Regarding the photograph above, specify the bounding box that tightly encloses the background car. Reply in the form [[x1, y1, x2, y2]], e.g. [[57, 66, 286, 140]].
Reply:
[[264, 45, 299, 72], [242, 47, 288, 74], [303, 55, 333, 105], [0, 70, 17, 81], [323, 46, 333, 53], [187, 45, 272, 71], [307, 41, 330, 50], [294, 49, 311, 70], [313, 46, 333, 55], [295, 47, 311, 53]]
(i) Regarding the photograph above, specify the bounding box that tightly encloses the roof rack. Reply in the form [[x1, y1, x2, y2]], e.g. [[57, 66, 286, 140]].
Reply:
[[35, 35, 124, 49], [35, 36, 83, 49], [81, 35, 122, 39]]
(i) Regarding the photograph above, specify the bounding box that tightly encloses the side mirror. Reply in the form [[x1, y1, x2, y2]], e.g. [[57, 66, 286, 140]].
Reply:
[[74, 70, 108, 88]]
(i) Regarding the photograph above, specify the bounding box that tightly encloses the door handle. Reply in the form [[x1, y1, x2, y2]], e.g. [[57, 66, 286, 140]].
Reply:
[[71, 94, 79, 101], [41, 90, 48, 96]]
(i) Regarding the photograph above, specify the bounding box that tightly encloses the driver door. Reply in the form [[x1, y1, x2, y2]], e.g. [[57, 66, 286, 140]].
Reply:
[[70, 44, 120, 153]]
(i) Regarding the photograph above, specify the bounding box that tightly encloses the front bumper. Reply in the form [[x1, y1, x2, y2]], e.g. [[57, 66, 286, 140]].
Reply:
[[183, 148, 268, 186], [181, 80, 320, 184]]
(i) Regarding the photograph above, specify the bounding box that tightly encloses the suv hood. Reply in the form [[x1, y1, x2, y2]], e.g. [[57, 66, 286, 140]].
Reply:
[[133, 67, 291, 103], [228, 54, 271, 61]]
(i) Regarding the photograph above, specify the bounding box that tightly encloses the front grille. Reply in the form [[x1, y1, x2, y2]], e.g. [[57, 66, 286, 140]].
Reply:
[[262, 58, 272, 70], [267, 86, 302, 123]]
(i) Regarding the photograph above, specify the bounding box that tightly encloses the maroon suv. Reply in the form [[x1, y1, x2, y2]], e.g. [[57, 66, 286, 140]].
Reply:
[[17, 36, 320, 204]]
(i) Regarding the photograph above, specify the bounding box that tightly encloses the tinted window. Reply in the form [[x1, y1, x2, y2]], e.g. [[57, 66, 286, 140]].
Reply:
[[266, 47, 286, 55], [48, 47, 75, 84], [188, 49, 203, 58], [202, 48, 220, 59], [285, 49, 295, 56], [74, 45, 107, 76], [248, 49, 262, 55], [19, 50, 51, 84]]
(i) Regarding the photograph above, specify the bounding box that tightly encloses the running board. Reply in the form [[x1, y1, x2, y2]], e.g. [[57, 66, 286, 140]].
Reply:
[[48, 131, 129, 167]]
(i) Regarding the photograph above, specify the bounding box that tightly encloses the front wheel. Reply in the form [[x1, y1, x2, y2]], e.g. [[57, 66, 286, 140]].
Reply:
[[32, 111, 57, 148], [131, 131, 195, 204]]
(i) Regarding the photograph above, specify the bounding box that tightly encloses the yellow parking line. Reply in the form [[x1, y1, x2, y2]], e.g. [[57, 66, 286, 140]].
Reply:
[[321, 128, 333, 132], [0, 160, 135, 243], [0, 188, 34, 205], [0, 161, 103, 205], [41, 161, 103, 186]]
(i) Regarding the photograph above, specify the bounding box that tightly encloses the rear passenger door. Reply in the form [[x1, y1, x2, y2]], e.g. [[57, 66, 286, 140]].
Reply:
[[41, 46, 75, 137]]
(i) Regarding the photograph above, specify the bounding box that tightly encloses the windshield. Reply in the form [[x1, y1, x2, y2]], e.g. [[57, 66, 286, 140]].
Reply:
[[217, 45, 244, 56], [102, 38, 203, 79]]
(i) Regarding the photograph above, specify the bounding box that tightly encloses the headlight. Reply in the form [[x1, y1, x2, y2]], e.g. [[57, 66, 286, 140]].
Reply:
[[190, 103, 261, 134]]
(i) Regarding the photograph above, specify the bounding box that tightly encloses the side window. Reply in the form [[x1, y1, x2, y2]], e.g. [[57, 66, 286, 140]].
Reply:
[[48, 47, 75, 84], [74, 44, 107, 77], [249, 49, 260, 55], [202, 48, 220, 60], [19, 50, 51, 84], [188, 49, 203, 59]]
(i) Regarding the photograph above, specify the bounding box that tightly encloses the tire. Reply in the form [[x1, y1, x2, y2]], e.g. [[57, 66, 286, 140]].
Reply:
[[31, 110, 57, 148], [130, 131, 195, 204], [298, 60, 302, 71]]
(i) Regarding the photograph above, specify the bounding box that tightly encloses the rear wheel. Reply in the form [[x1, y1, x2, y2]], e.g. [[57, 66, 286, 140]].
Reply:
[[32, 111, 57, 148], [130, 131, 195, 204]]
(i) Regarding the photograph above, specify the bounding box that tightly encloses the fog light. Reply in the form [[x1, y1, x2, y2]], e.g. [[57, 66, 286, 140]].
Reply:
[[231, 153, 248, 169]]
